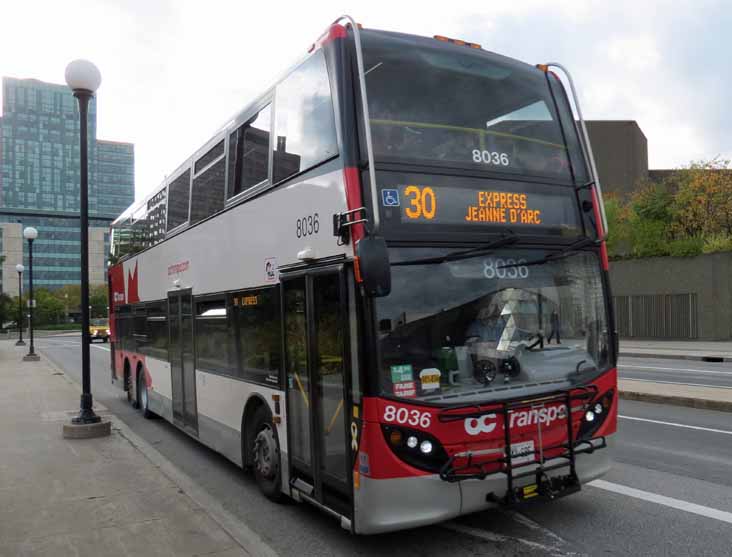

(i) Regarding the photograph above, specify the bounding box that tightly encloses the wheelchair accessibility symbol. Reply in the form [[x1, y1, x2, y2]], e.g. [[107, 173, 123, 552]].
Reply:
[[381, 189, 400, 207]]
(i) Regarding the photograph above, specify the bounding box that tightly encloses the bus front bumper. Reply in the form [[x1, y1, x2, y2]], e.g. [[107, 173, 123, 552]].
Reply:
[[353, 437, 612, 534]]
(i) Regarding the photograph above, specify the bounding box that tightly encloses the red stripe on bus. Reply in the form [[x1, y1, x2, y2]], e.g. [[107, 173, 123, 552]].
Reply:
[[343, 166, 365, 243], [310, 24, 347, 52], [600, 241, 609, 271]]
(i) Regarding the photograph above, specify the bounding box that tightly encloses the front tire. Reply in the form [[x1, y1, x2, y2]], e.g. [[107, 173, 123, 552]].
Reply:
[[250, 405, 283, 502], [137, 369, 154, 419]]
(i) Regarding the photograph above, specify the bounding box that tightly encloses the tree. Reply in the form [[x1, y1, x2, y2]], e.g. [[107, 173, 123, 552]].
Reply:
[[90, 284, 108, 318], [672, 158, 732, 238]]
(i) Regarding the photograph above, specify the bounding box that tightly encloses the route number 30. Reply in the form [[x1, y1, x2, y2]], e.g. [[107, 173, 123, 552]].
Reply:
[[383, 405, 432, 428], [404, 186, 437, 220]]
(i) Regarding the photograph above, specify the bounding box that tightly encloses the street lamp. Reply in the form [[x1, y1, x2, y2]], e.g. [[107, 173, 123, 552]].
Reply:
[[64, 59, 108, 435], [22, 227, 39, 361], [15, 264, 25, 346]]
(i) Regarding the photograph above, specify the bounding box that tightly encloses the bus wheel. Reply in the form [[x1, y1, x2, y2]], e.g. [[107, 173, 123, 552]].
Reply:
[[124, 362, 133, 406], [137, 369, 153, 419], [251, 406, 283, 502]]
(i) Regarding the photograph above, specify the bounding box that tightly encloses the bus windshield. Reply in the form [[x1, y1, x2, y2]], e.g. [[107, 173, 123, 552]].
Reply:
[[362, 33, 587, 182], [375, 248, 609, 404]]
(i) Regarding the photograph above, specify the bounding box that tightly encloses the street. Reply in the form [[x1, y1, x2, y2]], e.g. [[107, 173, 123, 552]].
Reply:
[[618, 356, 732, 389], [39, 335, 732, 556]]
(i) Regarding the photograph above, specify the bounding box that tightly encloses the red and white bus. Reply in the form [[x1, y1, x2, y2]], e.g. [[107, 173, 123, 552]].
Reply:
[[108, 16, 617, 534]]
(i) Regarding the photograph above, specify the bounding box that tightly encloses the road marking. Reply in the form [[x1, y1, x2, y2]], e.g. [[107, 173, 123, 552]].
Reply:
[[441, 521, 574, 556], [618, 415, 732, 436], [589, 479, 732, 526], [621, 364, 732, 375], [619, 377, 732, 390], [91, 344, 110, 352]]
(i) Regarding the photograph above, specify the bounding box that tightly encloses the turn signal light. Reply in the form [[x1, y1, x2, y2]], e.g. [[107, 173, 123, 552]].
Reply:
[[433, 35, 482, 49], [389, 429, 403, 446]]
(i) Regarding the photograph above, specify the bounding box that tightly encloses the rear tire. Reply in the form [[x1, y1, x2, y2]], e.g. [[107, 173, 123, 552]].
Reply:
[[250, 405, 283, 502], [137, 369, 154, 419], [124, 362, 134, 405]]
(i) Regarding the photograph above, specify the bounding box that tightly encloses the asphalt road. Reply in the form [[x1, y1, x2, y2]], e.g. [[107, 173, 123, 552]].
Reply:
[[618, 356, 732, 389], [38, 335, 732, 556]]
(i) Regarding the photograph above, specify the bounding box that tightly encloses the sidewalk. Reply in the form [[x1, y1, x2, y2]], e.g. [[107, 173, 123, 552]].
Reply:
[[618, 379, 732, 413], [0, 340, 259, 557], [620, 340, 732, 361]]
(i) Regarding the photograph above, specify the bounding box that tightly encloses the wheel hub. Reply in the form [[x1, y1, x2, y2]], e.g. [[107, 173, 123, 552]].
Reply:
[[253, 426, 278, 479]]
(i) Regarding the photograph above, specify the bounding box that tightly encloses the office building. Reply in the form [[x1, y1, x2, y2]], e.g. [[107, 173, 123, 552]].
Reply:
[[0, 76, 134, 296]]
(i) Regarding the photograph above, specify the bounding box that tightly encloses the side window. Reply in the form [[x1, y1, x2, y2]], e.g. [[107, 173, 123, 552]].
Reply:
[[227, 104, 271, 199], [273, 50, 338, 183], [190, 157, 226, 224], [232, 287, 281, 386], [140, 301, 167, 360], [194, 299, 232, 375], [166, 170, 191, 231]]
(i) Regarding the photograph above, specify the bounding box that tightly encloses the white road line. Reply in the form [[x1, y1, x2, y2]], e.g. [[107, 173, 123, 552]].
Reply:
[[91, 344, 110, 352], [618, 415, 732, 436], [589, 479, 732, 526], [441, 521, 573, 556], [619, 377, 732, 390], [621, 364, 732, 375]]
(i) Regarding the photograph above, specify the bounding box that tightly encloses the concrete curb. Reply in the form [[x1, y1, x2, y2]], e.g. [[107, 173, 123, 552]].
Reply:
[[620, 351, 731, 362], [37, 346, 280, 557], [619, 389, 732, 413]]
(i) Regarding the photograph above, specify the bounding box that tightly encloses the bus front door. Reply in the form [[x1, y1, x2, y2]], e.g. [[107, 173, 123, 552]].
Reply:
[[283, 270, 352, 517], [168, 289, 198, 435]]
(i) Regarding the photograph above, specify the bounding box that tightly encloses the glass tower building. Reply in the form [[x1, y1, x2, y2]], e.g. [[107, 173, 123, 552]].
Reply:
[[0, 77, 134, 294]]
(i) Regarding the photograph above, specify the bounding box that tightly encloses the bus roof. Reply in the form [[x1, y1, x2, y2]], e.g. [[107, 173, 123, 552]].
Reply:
[[113, 23, 548, 229]]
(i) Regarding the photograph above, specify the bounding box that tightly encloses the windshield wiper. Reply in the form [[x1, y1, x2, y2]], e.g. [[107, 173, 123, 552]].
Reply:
[[499, 237, 598, 269], [392, 232, 519, 266]]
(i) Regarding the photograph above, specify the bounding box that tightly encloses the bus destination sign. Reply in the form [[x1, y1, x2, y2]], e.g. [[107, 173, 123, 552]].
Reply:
[[380, 184, 579, 230]]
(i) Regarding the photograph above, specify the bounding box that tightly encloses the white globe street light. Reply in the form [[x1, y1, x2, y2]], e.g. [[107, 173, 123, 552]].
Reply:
[[21, 227, 39, 360], [15, 264, 25, 346], [63, 59, 108, 435], [64, 59, 102, 93]]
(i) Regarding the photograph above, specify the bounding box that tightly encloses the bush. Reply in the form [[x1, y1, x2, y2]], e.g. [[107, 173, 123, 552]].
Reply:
[[702, 234, 732, 254], [36, 323, 81, 331], [668, 236, 704, 257], [630, 219, 670, 258]]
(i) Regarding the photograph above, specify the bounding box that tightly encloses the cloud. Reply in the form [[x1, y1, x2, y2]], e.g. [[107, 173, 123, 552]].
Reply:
[[1, 0, 730, 202]]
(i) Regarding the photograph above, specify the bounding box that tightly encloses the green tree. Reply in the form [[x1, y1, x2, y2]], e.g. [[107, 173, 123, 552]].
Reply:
[[90, 284, 108, 318]]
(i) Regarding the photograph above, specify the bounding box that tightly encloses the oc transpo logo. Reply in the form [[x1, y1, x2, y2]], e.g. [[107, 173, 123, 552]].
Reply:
[[464, 406, 567, 436], [464, 413, 497, 435]]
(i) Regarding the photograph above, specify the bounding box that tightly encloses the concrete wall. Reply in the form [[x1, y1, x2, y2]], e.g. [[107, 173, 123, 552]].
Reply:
[[1, 223, 23, 297], [609, 253, 732, 339], [89, 227, 107, 286]]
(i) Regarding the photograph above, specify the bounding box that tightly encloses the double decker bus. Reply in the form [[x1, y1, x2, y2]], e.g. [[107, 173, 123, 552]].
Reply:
[[108, 16, 617, 534]]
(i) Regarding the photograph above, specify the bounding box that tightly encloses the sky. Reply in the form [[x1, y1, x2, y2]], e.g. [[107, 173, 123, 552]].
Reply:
[[0, 0, 729, 202]]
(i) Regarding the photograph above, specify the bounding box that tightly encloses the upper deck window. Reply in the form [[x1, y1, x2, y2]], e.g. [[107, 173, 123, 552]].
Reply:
[[167, 170, 191, 231], [362, 33, 587, 183], [228, 104, 271, 199], [273, 50, 338, 183]]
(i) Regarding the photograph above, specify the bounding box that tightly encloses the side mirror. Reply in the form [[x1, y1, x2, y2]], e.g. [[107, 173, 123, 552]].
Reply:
[[357, 235, 391, 297]]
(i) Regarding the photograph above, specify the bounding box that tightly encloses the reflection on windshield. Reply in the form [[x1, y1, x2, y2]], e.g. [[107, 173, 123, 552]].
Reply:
[[375, 249, 609, 403], [362, 36, 585, 181]]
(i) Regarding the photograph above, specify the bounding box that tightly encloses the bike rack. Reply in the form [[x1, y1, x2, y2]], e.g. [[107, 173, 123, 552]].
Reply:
[[439, 386, 607, 505]]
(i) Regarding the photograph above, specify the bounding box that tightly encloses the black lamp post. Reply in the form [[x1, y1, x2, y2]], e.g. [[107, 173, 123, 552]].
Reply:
[[15, 263, 25, 346], [22, 227, 39, 361], [66, 59, 102, 426]]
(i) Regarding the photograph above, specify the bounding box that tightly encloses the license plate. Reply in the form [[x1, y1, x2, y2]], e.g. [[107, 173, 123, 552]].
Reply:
[[510, 440, 535, 465]]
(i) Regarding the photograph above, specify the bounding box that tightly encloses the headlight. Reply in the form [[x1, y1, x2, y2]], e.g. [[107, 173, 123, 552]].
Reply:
[[578, 390, 614, 440], [106, 329, 111, 335], [382, 425, 448, 473]]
